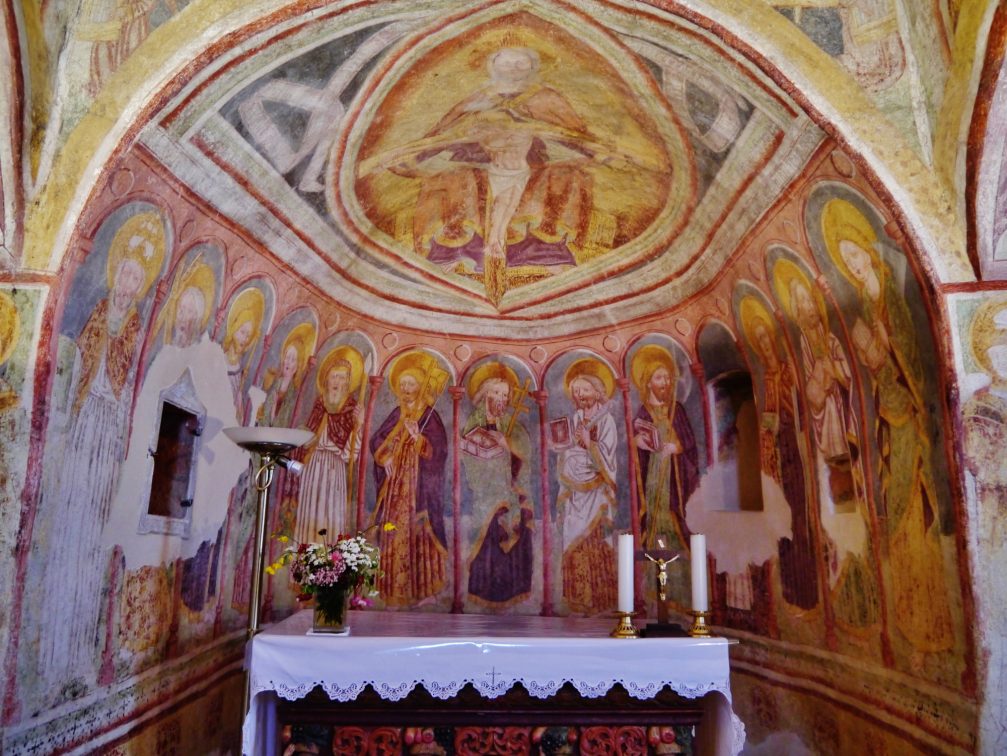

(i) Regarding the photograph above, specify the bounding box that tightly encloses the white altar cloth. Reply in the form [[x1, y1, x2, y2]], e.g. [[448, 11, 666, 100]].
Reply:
[[244, 610, 745, 755]]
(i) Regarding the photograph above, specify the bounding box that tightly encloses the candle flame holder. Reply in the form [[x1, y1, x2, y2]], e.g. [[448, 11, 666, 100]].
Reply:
[[610, 611, 640, 639], [689, 610, 712, 637]]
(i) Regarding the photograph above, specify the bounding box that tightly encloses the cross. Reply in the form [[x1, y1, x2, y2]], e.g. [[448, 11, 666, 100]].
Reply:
[[504, 379, 532, 438], [485, 666, 501, 686]]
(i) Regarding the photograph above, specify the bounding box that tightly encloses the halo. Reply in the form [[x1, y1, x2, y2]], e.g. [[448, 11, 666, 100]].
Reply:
[[821, 198, 881, 287], [466, 361, 519, 400], [389, 350, 450, 404], [738, 296, 777, 357], [169, 261, 217, 337], [225, 287, 265, 350], [316, 345, 365, 396], [563, 357, 615, 400], [280, 322, 317, 378], [772, 258, 827, 326], [969, 297, 1007, 376], [105, 211, 166, 299], [630, 344, 675, 396], [0, 291, 20, 366]]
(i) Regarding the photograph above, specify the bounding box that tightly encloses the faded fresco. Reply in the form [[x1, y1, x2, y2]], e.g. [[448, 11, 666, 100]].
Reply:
[[768, 248, 881, 650], [213, 1, 780, 317], [368, 349, 453, 609], [807, 186, 961, 677], [626, 336, 703, 611], [956, 293, 1007, 754], [544, 352, 624, 616], [460, 357, 540, 613], [346, 13, 683, 306], [1, 1, 990, 753]]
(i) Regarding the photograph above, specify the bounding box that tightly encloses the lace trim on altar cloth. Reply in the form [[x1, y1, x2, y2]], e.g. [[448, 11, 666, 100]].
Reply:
[[258, 676, 725, 702]]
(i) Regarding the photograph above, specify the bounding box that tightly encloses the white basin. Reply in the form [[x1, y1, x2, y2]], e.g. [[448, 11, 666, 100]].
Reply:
[[223, 426, 313, 453]]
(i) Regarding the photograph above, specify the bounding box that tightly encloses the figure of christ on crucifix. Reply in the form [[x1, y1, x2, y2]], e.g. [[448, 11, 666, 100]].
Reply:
[[461, 362, 535, 608]]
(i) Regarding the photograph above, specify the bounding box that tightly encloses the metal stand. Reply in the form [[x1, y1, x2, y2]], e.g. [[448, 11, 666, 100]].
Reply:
[[610, 611, 640, 639], [689, 610, 712, 637]]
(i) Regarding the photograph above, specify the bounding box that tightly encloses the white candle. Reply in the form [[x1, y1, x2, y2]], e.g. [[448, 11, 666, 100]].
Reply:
[[690, 533, 708, 612], [617, 533, 634, 613]]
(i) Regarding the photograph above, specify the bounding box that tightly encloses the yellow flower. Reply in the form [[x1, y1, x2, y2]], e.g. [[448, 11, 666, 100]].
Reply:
[[382, 522, 396, 532]]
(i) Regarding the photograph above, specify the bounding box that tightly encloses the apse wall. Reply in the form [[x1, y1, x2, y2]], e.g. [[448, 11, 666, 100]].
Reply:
[[0, 137, 978, 752]]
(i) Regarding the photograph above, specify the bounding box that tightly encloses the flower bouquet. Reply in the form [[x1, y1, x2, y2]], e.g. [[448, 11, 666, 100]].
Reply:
[[267, 525, 390, 634]]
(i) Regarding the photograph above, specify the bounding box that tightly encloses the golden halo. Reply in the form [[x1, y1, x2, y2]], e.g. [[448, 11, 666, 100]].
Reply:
[[225, 287, 265, 353], [821, 198, 881, 287], [166, 261, 216, 341], [772, 258, 827, 326], [630, 344, 675, 396], [389, 350, 450, 404], [0, 291, 20, 366], [466, 361, 519, 400], [105, 211, 166, 299], [280, 322, 317, 379], [969, 297, 1007, 376], [316, 345, 364, 396], [563, 357, 615, 400], [738, 296, 777, 357]]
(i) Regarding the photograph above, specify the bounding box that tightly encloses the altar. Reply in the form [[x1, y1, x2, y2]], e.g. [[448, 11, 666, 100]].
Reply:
[[244, 610, 744, 755]]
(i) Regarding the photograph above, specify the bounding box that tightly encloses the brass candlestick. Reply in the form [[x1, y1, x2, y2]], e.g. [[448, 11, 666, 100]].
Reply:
[[689, 610, 711, 637], [611, 611, 640, 639]]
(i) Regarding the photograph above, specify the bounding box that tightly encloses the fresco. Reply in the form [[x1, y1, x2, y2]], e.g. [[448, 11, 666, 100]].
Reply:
[[625, 336, 703, 611], [767, 248, 881, 649], [975, 51, 1007, 278], [1, 0, 989, 748], [204, 0, 791, 323], [369, 349, 453, 609], [216, 279, 274, 424], [290, 332, 375, 543], [806, 187, 961, 675], [542, 351, 624, 615], [769, 0, 905, 92], [734, 286, 819, 615], [459, 357, 540, 613], [342, 11, 688, 307], [956, 292, 1007, 754]]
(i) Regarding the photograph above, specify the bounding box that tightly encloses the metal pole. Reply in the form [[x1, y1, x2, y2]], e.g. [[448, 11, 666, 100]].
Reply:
[[248, 454, 276, 640], [244, 454, 276, 715]]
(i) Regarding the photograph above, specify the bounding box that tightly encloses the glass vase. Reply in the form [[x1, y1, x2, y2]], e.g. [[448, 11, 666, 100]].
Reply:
[[312, 587, 350, 634]]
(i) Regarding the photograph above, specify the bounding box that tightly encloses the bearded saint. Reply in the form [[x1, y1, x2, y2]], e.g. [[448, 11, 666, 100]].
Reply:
[[556, 363, 618, 615], [370, 361, 449, 606], [295, 356, 363, 543]]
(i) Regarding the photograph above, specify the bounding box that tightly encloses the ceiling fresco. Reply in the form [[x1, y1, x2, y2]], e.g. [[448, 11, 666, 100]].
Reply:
[[142, 0, 825, 334]]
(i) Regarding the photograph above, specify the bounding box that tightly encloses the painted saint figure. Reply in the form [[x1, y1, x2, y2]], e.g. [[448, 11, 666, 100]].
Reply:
[[822, 198, 954, 655], [36, 212, 165, 689], [964, 299, 1007, 492], [775, 259, 877, 628], [370, 352, 450, 607], [0, 290, 20, 411], [295, 347, 365, 543], [739, 297, 818, 610], [630, 345, 699, 552], [233, 322, 315, 609], [257, 323, 315, 429], [221, 287, 265, 420], [461, 363, 534, 608], [554, 358, 618, 615]]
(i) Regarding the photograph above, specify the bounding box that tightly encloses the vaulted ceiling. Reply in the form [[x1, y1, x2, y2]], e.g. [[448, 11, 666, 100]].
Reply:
[[18, 0, 982, 337]]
